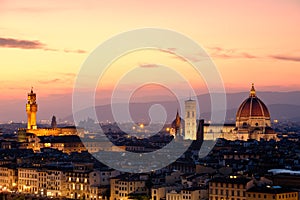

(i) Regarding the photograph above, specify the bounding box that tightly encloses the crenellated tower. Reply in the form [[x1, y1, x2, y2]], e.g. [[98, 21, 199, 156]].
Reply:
[[26, 87, 38, 129]]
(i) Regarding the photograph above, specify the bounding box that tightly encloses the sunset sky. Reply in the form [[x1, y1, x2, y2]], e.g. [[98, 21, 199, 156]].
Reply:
[[1, 0, 300, 122]]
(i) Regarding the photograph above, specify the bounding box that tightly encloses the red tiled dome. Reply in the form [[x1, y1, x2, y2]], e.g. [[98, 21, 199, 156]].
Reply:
[[236, 84, 270, 119], [236, 96, 270, 118]]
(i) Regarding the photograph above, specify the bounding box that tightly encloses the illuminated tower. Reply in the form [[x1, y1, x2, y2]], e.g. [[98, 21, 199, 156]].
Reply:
[[184, 98, 197, 140], [26, 88, 38, 129]]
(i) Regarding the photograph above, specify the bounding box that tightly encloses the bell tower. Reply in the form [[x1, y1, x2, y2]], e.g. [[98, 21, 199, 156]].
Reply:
[[184, 97, 197, 140], [26, 87, 38, 129]]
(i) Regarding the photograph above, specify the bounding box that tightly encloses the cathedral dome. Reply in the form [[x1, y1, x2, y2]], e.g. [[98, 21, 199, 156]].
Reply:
[[236, 84, 271, 128], [236, 95, 270, 118]]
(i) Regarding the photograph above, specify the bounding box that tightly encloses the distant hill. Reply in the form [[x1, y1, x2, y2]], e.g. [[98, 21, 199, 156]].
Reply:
[[64, 91, 300, 123], [201, 104, 300, 123], [1, 91, 299, 122], [268, 104, 300, 121]]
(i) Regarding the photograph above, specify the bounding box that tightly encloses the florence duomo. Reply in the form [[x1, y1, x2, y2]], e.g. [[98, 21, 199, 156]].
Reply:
[[206, 83, 277, 141], [170, 84, 278, 142], [235, 83, 277, 141]]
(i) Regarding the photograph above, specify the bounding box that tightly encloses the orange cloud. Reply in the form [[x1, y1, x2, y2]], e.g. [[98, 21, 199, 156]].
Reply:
[[0, 37, 87, 54], [38, 79, 61, 84], [139, 64, 161, 68], [269, 54, 300, 62], [64, 49, 87, 54], [0, 37, 45, 49], [208, 47, 258, 59]]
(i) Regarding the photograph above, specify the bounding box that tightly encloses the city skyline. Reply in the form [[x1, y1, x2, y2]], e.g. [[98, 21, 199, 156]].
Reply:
[[1, 1, 300, 199], [1, 86, 300, 124]]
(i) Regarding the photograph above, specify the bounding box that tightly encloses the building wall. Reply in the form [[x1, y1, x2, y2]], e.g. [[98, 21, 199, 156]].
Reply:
[[110, 178, 148, 200], [40, 170, 65, 198], [208, 179, 254, 200], [9, 163, 121, 199], [167, 190, 181, 200], [65, 171, 90, 199], [202, 124, 277, 142], [18, 168, 39, 194], [166, 189, 207, 200], [246, 191, 298, 200], [203, 125, 236, 141], [236, 116, 271, 129], [26, 127, 80, 137], [152, 187, 166, 200], [0, 166, 18, 191]]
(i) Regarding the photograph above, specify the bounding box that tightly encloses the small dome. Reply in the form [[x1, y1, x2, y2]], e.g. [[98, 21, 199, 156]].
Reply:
[[171, 111, 184, 128], [236, 84, 270, 119]]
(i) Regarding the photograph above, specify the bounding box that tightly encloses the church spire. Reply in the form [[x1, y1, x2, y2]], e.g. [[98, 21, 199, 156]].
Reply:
[[175, 110, 181, 128], [250, 83, 256, 97]]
